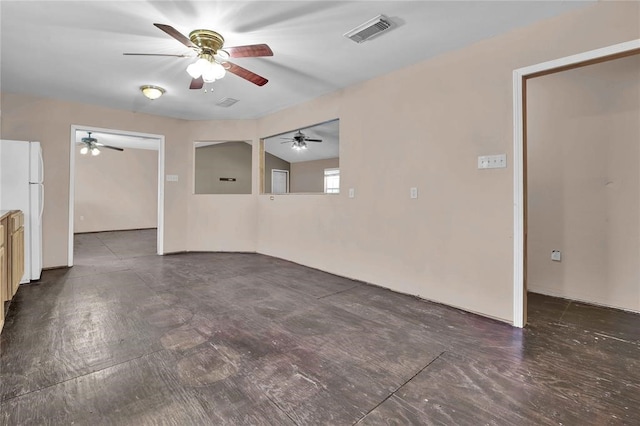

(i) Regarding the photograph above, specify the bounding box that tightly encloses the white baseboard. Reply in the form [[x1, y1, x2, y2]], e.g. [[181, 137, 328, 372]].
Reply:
[[529, 287, 639, 314]]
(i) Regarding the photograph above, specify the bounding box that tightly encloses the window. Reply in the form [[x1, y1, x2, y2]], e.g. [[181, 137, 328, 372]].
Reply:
[[324, 168, 340, 194]]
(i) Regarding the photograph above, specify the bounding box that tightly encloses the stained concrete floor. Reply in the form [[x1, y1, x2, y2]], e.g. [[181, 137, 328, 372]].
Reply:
[[1, 229, 639, 425]]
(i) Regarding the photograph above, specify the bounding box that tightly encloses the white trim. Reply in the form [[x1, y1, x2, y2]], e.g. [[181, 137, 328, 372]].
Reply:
[[512, 71, 525, 328], [68, 125, 166, 265], [68, 130, 76, 267], [512, 39, 640, 328], [157, 137, 165, 255]]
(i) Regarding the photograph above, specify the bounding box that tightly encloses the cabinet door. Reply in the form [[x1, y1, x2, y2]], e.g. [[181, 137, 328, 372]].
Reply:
[[0, 244, 5, 332], [11, 227, 24, 297], [1, 219, 9, 303]]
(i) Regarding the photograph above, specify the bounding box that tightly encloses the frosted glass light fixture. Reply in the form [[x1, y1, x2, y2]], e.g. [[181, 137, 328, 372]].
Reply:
[[140, 85, 165, 100], [186, 54, 226, 83]]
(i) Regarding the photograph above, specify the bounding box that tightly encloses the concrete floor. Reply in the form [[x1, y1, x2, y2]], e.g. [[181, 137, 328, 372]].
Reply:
[[1, 229, 639, 424]]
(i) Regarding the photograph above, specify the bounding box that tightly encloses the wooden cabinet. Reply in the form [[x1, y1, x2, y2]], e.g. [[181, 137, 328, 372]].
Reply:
[[0, 220, 5, 333], [1, 213, 9, 304], [0, 210, 24, 334], [9, 211, 25, 298]]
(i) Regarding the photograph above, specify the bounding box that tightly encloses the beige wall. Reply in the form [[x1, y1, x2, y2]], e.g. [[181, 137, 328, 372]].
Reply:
[[255, 2, 639, 323], [194, 142, 252, 194], [290, 157, 339, 193], [1, 2, 638, 323], [0, 93, 193, 266], [527, 55, 640, 312], [185, 120, 258, 253], [74, 145, 158, 233]]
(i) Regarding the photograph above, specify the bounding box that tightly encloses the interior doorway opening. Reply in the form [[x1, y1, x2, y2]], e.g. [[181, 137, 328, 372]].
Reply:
[[512, 39, 640, 327], [68, 125, 165, 266]]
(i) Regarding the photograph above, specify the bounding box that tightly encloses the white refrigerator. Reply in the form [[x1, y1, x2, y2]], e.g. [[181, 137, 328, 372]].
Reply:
[[0, 140, 44, 282]]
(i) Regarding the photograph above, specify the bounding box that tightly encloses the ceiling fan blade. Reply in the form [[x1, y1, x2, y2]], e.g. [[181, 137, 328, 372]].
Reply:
[[225, 62, 268, 86], [123, 53, 190, 57], [154, 23, 197, 49], [305, 139, 323, 142], [100, 145, 124, 152], [190, 76, 204, 90], [225, 44, 273, 58], [280, 141, 293, 144]]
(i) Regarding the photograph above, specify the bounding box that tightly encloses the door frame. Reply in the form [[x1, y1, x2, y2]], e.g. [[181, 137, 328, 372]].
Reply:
[[68, 125, 166, 266], [271, 169, 289, 194], [512, 39, 640, 327]]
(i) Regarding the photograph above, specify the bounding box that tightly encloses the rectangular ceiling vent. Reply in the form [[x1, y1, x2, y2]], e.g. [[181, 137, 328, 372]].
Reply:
[[344, 15, 392, 43], [216, 97, 239, 108]]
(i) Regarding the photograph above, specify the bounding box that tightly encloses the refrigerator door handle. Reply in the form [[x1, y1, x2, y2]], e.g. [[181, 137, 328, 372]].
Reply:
[[38, 145, 45, 183], [38, 183, 45, 221]]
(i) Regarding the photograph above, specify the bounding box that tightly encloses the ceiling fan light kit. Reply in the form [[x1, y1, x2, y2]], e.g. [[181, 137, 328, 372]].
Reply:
[[140, 85, 165, 100], [186, 55, 227, 82], [281, 130, 323, 151], [79, 131, 124, 155]]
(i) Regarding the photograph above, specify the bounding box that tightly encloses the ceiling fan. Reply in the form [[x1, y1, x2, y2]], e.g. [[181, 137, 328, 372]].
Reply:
[[281, 130, 323, 151], [79, 132, 124, 156], [124, 23, 273, 89]]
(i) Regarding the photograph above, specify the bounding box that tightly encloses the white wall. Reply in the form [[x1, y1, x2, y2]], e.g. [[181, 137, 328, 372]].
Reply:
[[74, 144, 158, 233], [527, 55, 640, 312]]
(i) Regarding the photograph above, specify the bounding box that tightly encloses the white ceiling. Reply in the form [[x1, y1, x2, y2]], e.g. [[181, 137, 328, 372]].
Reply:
[[1, 1, 591, 121], [265, 119, 339, 163]]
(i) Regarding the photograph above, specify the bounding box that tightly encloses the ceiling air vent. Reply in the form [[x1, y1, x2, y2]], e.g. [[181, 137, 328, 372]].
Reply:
[[216, 97, 239, 108], [344, 15, 392, 43]]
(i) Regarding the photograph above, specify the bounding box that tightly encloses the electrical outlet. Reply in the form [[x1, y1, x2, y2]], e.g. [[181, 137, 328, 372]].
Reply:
[[551, 250, 562, 262], [410, 187, 418, 199], [166, 175, 179, 182]]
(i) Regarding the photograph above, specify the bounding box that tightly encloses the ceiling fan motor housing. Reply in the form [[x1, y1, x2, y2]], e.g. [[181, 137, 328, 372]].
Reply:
[[189, 29, 224, 54]]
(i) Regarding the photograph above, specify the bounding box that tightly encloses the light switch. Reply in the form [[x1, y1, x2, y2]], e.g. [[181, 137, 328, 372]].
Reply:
[[478, 154, 507, 169], [348, 188, 355, 198], [166, 175, 179, 182], [410, 187, 418, 199]]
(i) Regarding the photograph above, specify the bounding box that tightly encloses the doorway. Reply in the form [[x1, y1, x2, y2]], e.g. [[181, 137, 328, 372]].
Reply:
[[512, 39, 640, 327], [271, 169, 289, 194], [68, 125, 165, 266]]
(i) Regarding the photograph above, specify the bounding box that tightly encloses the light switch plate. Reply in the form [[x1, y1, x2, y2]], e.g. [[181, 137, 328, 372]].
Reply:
[[166, 174, 179, 182], [478, 154, 507, 169], [410, 187, 418, 199], [348, 188, 355, 198]]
